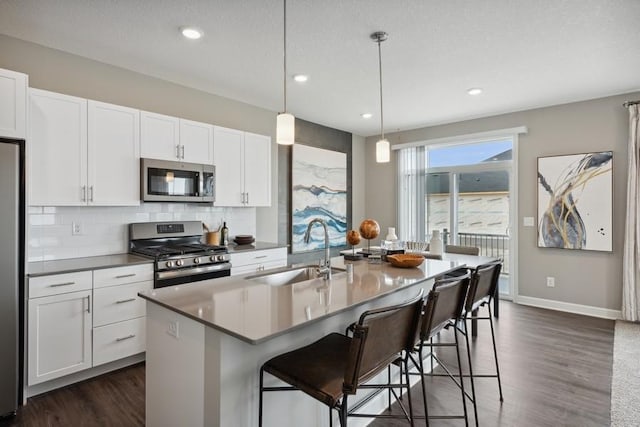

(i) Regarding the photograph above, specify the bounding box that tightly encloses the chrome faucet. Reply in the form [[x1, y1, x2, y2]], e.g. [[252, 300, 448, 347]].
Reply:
[[303, 218, 332, 280]]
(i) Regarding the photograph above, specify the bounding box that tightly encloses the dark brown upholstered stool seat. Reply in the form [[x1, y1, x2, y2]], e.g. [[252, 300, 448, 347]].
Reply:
[[262, 332, 351, 407]]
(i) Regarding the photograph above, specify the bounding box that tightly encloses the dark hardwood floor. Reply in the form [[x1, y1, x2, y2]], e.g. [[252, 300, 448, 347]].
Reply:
[[370, 301, 615, 427], [1, 301, 614, 427], [1, 363, 145, 427]]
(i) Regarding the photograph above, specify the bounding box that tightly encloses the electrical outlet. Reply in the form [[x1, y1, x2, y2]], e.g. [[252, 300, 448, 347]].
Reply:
[[72, 222, 83, 235], [167, 320, 179, 338], [546, 277, 555, 287]]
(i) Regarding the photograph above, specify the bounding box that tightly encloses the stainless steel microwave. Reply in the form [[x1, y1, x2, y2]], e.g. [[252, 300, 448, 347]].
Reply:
[[140, 158, 215, 203]]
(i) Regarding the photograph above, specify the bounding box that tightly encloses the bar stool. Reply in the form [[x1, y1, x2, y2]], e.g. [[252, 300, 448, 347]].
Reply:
[[406, 274, 471, 426], [460, 260, 504, 425], [258, 290, 425, 427]]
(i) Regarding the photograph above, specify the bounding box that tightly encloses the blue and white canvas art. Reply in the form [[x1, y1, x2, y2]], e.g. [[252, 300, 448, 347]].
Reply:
[[292, 145, 347, 253], [537, 151, 613, 251]]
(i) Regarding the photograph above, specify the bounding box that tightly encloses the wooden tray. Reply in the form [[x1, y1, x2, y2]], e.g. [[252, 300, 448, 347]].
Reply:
[[386, 253, 424, 268]]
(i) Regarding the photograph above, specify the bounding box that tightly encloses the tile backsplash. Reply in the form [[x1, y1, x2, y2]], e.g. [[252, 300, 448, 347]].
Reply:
[[28, 203, 256, 262]]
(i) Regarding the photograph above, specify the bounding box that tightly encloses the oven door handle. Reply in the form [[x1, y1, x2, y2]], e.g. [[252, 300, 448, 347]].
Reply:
[[156, 262, 232, 280]]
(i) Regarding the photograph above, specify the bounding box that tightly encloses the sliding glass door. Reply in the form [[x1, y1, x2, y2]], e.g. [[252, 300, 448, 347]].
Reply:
[[398, 137, 515, 298]]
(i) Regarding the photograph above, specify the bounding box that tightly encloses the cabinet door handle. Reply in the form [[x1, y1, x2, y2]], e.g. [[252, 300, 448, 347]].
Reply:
[[81, 186, 86, 202], [49, 281, 75, 288], [176, 145, 181, 159], [115, 273, 136, 279], [89, 186, 94, 202], [245, 192, 249, 205], [116, 334, 136, 342], [86, 295, 91, 313], [180, 145, 185, 159], [116, 298, 136, 304]]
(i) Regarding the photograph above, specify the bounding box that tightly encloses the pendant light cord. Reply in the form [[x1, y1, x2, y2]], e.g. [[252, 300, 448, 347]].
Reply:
[[283, 0, 287, 113], [377, 37, 384, 140]]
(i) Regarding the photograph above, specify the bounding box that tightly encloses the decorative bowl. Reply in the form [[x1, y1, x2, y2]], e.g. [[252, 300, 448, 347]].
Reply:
[[386, 253, 424, 268], [233, 235, 255, 245]]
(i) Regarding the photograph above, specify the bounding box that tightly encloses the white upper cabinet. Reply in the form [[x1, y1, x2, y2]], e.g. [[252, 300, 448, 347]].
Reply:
[[0, 68, 27, 139], [243, 132, 271, 207], [140, 111, 213, 164], [140, 111, 180, 161], [29, 89, 140, 206], [29, 89, 88, 206], [87, 100, 140, 205], [213, 126, 271, 207], [179, 119, 214, 163], [213, 126, 244, 206]]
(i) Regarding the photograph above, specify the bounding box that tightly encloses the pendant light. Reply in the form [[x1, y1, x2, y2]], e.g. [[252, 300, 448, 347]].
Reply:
[[276, 0, 295, 145], [372, 31, 390, 163]]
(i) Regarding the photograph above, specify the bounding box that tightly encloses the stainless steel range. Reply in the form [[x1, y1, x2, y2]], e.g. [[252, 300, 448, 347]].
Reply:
[[129, 221, 231, 288]]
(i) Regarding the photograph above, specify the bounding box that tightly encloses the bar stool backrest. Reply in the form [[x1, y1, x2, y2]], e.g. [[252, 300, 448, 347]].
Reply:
[[465, 261, 502, 312], [420, 275, 470, 341], [343, 290, 424, 395]]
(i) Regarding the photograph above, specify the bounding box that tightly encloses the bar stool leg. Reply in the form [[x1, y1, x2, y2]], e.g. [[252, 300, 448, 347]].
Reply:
[[258, 367, 264, 427], [339, 397, 348, 427], [417, 347, 430, 427], [464, 316, 479, 427], [487, 304, 504, 402], [403, 358, 416, 427], [454, 327, 469, 426]]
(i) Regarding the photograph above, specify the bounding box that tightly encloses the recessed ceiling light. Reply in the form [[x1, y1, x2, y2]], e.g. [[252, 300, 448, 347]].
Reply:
[[293, 74, 308, 83], [467, 87, 483, 96], [181, 27, 203, 40], [361, 113, 373, 119]]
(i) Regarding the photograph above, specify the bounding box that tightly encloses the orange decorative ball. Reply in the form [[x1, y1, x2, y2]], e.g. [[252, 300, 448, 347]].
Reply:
[[346, 230, 361, 246], [359, 219, 380, 240]]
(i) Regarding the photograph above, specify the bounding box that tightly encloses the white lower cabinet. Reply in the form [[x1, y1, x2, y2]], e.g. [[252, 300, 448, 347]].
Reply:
[[28, 289, 92, 385], [27, 263, 153, 386], [230, 247, 287, 276], [93, 317, 146, 367]]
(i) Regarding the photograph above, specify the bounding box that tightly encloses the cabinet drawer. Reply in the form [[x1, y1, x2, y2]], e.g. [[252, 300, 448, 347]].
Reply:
[[231, 259, 287, 277], [29, 271, 92, 299], [93, 281, 152, 327], [230, 248, 287, 268], [93, 264, 153, 289], [93, 317, 146, 367]]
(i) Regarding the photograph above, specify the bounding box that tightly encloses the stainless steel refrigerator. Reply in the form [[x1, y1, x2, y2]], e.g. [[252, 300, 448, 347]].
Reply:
[[0, 138, 24, 418]]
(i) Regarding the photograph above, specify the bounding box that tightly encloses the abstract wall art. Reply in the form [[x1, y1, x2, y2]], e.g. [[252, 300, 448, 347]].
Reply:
[[292, 144, 347, 253], [537, 151, 613, 251]]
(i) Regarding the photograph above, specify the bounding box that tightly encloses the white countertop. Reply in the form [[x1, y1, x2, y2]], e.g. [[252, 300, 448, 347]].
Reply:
[[139, 256, 464, 344]]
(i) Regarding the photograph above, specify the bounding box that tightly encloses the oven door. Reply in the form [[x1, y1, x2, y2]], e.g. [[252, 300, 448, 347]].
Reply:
[[155, 262, 231, 288]]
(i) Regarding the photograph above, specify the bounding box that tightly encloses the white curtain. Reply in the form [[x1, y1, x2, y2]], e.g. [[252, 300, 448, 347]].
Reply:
[[623, 104, 640, 321], [396, 146, 425, 241]]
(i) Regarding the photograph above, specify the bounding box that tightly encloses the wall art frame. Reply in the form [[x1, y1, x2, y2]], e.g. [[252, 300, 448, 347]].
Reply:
[[291, 144, 347, 253], [537, 151, 613, 251]]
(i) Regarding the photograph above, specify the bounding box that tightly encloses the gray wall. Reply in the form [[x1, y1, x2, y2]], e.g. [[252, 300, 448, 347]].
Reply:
[[278, 119, 353, 265], [365, 93, 640, 311]]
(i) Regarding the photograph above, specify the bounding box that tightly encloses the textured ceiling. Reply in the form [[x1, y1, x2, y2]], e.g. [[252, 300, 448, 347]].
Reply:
[[1, 0, 639, 136]]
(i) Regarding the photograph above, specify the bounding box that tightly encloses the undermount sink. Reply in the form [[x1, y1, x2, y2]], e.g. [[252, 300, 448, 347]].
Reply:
[[245, 265, 345, 286]]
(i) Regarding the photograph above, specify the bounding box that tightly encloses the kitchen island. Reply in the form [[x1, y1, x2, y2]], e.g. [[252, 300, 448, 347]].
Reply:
[[140, 257, 464, 427]]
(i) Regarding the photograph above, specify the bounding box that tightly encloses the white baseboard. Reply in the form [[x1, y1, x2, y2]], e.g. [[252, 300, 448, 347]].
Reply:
[[516, 296, 621, 320]]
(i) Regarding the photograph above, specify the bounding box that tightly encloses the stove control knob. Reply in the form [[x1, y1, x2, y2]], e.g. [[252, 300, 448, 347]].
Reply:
[[193, 257, 201, 264], [165, 261, 174, 268], [216, 255, 226, 262], [176, 259, 184, 267], [210, 255, 217, 262]]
